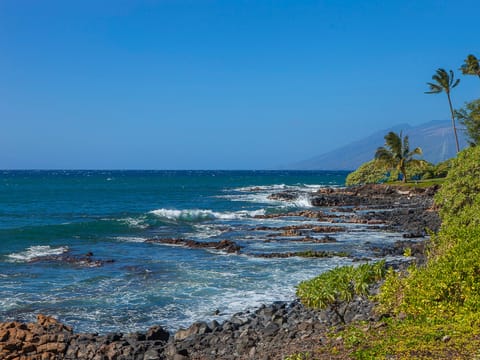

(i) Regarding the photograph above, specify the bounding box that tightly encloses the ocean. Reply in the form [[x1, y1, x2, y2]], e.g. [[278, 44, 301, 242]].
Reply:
[[0, 170, 403, 334]]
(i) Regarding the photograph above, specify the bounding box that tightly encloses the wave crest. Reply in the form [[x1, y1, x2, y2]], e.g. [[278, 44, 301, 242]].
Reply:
[[7, 245, 69, 262], [149, 208, 265, 222]]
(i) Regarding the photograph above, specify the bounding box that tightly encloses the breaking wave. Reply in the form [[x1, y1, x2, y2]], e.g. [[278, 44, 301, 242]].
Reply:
[[149, 208, 265, 222], [7, 245, 69, 262]]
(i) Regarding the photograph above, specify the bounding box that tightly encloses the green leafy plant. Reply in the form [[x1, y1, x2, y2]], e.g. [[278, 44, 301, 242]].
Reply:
[[460, 54, 480, 80], [297, 261, 385, 323], [434, 146, 480, 227], [456, 98, 480, 146], [345, 159, 390, 185], [366, 145, 480, 358]]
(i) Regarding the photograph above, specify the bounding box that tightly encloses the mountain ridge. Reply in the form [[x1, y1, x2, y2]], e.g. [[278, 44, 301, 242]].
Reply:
[[285, 120, 467, 170]]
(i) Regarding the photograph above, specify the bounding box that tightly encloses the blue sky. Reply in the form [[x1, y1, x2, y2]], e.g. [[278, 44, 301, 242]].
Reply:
[[1, 0, 479, 169]]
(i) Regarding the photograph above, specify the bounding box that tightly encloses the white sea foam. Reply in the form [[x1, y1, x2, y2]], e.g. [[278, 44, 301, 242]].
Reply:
[[119, 217, 148, 229], [234, 183, 327, 193], [291, 194, 313, 208], [224, 183, 321, 208], [149, 208, 265, 222], [7, 245, 69, 262], [114, 236, 146, 243], [188, 224, 227, 239], [234, 184, 289, 192], [223, 192, 313, 208], [220, 193, 282, 205]]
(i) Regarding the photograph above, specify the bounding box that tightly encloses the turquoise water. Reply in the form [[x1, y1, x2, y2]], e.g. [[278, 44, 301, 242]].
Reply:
[[0, 170, 400, 333]]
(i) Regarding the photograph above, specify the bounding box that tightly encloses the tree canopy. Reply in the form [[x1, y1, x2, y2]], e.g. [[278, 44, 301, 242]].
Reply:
[[460, 54, 480, 79], [425, 68, 461, 152], [375, 131, 423, 183], [456, 99, 480, 146]]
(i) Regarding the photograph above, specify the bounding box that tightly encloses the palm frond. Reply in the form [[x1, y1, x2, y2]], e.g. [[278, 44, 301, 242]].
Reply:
[[425, 83, 443, 94], [402, 135, 410, 157], [374, 147, 394, 164], [407, 147, 422, 158], [460, 54, 480, 76], [384, 131, 402, 155]]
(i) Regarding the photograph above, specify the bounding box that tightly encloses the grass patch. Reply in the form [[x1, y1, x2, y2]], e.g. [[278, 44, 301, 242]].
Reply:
[[343, 314, 480, 359], [385, 178, 445, 188]]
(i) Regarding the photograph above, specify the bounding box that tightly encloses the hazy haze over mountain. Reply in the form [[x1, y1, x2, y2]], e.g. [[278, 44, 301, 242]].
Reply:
[[286, 120, 468, 170]]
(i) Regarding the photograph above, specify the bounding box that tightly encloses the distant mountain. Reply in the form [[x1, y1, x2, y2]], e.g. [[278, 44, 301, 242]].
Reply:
[[286, 120, 467, 170]]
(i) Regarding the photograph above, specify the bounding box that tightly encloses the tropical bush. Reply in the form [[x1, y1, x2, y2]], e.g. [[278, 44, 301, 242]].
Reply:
[[296, 261, 385, 323], [345, 160, 389, 185], [456, 98, 480, 146], [367, 145, 480, 358], [346, 159, 430, 186], [434, 145, 480, 227]]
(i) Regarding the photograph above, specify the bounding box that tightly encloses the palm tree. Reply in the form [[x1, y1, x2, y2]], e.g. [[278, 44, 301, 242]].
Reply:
[[460, 54, 480, 79], [425, 68, 461, 153], [375, 131, 423, 183]]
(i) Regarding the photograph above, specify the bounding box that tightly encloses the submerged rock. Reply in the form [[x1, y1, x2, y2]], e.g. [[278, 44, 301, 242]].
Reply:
[[28, 252, 115, 267], [146, 238, 241, 254]]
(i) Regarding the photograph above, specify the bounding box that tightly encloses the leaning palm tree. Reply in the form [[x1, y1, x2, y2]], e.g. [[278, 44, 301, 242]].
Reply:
[[460, 54, 480, 79], [425, 68, 461, 153], [375, 131, 423, 183]]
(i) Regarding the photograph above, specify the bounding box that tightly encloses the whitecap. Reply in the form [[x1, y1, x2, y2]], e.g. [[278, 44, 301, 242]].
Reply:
[[290, 194, 313, 208], [188, 225, 227, 239], [234, 184, 288, 192], [114, 236, 146, 243], [149, 208, 265, 222], [7, 245, 69, 262], [119, 217, 148, 229]]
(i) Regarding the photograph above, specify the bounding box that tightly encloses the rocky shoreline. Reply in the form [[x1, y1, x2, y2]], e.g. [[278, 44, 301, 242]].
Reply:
[[0, 184, 440, 360]]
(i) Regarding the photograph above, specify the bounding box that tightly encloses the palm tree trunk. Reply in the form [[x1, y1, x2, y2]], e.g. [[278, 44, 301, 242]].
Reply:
[[447, 92, 460, 153]]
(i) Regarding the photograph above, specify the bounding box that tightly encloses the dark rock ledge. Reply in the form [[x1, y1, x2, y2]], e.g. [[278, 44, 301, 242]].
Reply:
[[145, 238, 241, 254], [28, 252, 115, 267], [0, 294, 378, 360]]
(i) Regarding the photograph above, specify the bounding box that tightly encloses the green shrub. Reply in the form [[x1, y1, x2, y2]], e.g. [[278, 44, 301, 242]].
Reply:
[[346, 159, 432, 186], [435, 146, 480, 227], [296, 261, 385, 323], [369, 145, 480, 358], [433, 158, 452, 178], [346, 160, 389, 185], [380, 225, 480, 318], [456, 98, 480, 146]]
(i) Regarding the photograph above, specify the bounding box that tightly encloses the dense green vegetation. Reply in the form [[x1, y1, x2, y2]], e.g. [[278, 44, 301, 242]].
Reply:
[[296, 146, 480, 359], [346, 157, 429, 186], [349, 145, 480, 359], [296, 261, 385, 324], [434, 145, 480, 228], [460, 54, 480, 79], [456, 99, 480, 146], [345, 159, 389, 185], [291, 53, 480, 359]]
